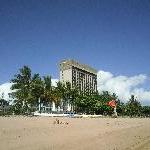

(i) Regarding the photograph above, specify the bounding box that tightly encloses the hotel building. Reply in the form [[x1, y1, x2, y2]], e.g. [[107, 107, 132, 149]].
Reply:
[[60, 59, 97, 94]]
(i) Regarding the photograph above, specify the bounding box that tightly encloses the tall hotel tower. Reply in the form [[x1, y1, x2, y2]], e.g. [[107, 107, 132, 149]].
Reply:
[[59, 59, 97, 94]]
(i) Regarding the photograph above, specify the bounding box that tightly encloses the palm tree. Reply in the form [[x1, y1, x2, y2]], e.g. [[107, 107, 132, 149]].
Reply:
[[31, 75, 56, 112], [30, 74, 44, 112], [54, 81, 66, 111], [42, 76, 54, 111], [10, 66, 33, 114], [43, 76, 53, 102], [51, 87, 62, 111], [69, 85, 79, 111]]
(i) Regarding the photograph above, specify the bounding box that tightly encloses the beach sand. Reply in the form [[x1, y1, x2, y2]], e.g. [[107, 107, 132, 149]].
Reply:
[[0, 116, 150, 150]]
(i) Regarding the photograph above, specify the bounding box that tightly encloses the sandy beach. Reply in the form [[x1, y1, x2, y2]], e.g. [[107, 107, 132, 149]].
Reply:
[[0, 116, 150, 150]]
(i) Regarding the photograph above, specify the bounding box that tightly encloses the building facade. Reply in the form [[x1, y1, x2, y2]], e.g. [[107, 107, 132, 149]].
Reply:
[[37, 60, 97, 113], [60, 59, 97, 94]]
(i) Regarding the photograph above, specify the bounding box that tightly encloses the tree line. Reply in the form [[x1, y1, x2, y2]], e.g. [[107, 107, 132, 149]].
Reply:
[[0, 66, 150, 117]]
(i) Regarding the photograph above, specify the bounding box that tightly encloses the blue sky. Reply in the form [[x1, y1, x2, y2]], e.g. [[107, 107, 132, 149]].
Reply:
[[0, 0, 150, 87], [0, 0, 150, 104]]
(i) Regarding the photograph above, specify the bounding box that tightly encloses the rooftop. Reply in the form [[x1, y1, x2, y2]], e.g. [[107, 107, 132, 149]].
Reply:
[[60, 59, 97, 75]]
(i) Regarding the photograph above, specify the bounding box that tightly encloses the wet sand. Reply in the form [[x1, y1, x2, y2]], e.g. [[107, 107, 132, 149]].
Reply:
[[0, 116, 150, 150]]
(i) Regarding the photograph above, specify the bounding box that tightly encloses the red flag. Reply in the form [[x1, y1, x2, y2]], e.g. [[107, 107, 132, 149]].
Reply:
[[107, 100, 116, 108]]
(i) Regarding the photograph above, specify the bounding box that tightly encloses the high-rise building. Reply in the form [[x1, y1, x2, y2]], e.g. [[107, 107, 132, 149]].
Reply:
[[60, 59, 97, 94]]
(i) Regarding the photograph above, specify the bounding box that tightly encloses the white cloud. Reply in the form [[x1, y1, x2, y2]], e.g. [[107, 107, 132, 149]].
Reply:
[[0, 82, 12, 100], [51, 79, 59, 87], [97, 70, 150, 105]]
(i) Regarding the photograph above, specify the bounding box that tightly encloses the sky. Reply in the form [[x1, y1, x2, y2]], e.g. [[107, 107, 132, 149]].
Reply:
[[0, 0, 150, 104]]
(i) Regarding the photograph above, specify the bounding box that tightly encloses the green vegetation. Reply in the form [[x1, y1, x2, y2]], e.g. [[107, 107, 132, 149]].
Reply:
[[1, 65, 150, 117], [0, 98, 12, 115]]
